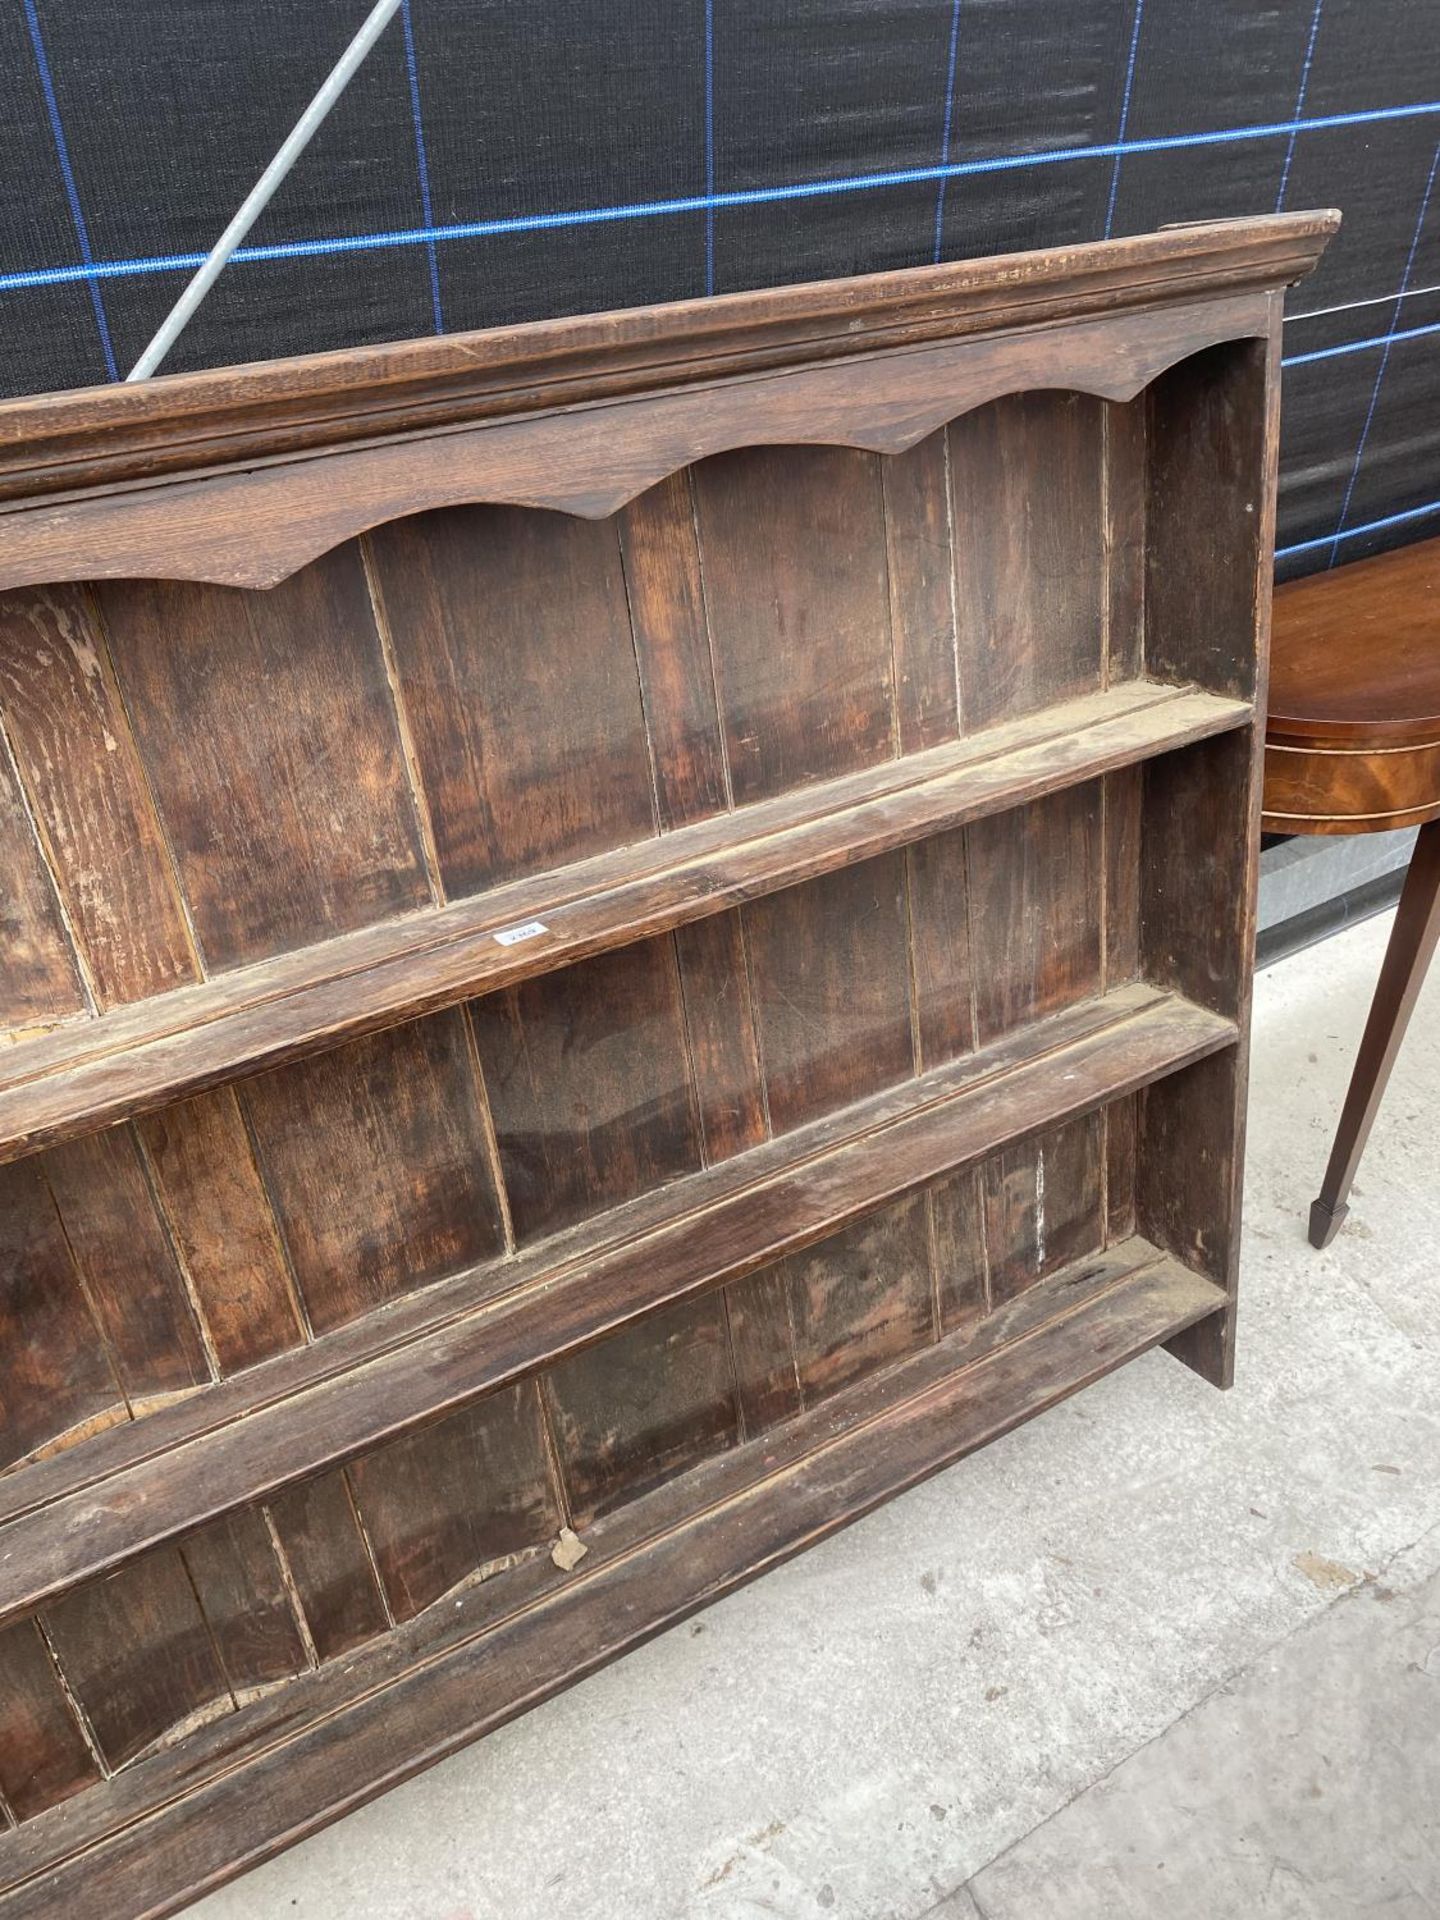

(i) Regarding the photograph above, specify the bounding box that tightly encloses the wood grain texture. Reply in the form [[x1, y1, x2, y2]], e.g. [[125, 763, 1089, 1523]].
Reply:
[[724, 1266, 804, 1437], [369, 505, 656, 896], [780, 1192, 934, 1404], [241, 1009, 505, 1334], [0, 587, 197, 1005], [1103, 399, 1146, 684], [674, 913, 769, 1163], [0, 732, 85, 1036], [745, 852, 914, 1134], [0, 1618, 100, 1821], [695, 445, 895, 804], [983, 1111, 1104, 1302], [179, 1510, 309, 1700], [543, 1293, 738, 1526], [266, 1471, 389, 1664], [42, 1547, 231, 1769], [139, 1089, 305, 1374], [41, 1126, 209, 1405], [906, 825, 977, 1070], [347, 1384, 558, 1621], [470, 935, 703, 1241], [968, 782, 1103, 1042], [617, 472, 730, 829], [950, 394, 1106, 731], [883, 429, 960, 752], [0, 1159, 123, 1470], [95, 550, 430, 970], [1104, 766, 1143, 988], [930, 1164, 988, 1338]]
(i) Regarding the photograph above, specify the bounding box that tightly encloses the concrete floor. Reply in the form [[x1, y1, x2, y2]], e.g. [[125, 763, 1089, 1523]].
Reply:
[[194, 908, 1440, 1920]]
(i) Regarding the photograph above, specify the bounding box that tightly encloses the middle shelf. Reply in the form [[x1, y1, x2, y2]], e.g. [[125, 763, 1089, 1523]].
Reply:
[[0, 977, 1235, 1629]]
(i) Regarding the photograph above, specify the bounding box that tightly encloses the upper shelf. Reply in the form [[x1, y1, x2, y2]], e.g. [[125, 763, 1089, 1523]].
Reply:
[[0, 677, 1247, 1164], [0, 212, 1338, 590]]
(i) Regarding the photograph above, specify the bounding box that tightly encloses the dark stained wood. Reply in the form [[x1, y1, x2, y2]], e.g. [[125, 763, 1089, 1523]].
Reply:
[[968, 782, 1103, 1042], [695, 445, 895, 805], [0, 1619, 100, 1821], [0, 986, 1234, 1628], [544, 1294, 738, 1525], [241, 1009, 505, 1334], [179, 1509, 309, 1699], [347, 1383, 559, 1621], [950, 394, 1107, 731], [883, 429, 960, 752], [138, 1088, 306, 1373], [673, 913, 769, 1163], [780, 1192, 934, 1404], [617, 472, 731, 829], [0, 679, 1245, 1166], [41, 1126, 209, 1406], [984, 1112, 1104, 1302], [41, 1547, 231, 1769], [368, 506, 656, 895], [0, 587, 198, 1006], [744, 852, 914, 1134], [95, 551, 430, 970], [0, 1160, 123, 1470], [471, 935, 702, 1241], [0, 734, 85, 1036], [0, 1250, 1224, 1920], [0, 223, 1322, 1908], [266, 1471, 389, 1664]]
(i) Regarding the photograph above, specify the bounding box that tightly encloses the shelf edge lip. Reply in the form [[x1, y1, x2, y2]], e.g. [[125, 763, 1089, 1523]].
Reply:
[[0, 682, 1251, 1165], [0, 213, 1337, 503], [0, 987, 1236, 1630], [0, 1247, 1225, 1915]]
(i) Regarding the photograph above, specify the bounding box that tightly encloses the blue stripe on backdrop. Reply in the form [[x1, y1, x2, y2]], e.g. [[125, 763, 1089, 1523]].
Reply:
[[19, 0, 118, 376], [1103, 0, 1146, 240], [931, 0, 965, 266], [400, 0, 444, 336], [1326, 141, 1440, 565], [5, 96, 1440, 297], [1279, 496, 1440, 559], [1275, 0, 1325, 213], [704, 0, 716, 296], [1283, 317, 1440, 366]]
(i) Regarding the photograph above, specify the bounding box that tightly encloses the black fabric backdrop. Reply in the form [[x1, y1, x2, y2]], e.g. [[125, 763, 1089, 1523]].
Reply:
[[3, 0, 1438, 579]]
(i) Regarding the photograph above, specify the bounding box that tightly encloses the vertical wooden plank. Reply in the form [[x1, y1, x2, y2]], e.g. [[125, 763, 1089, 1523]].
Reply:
[[543, 1294, 738, 1526], [617, 471, 730, 829], [267, 1471, 389, 1664], [929, 1164, 989, 1338], [744, 852, 914, 1135], [43, 1548, 231, 1769], [1105, 1095, 1138, 1244], [96, 547, 430, 971], [348, 1383, 558, 1622], [0, 586, 198, 1005], [780, 1194, 934, 1405], [694, 445, 896, 804], [0, 1159, 123, 1471], [905, 825, 976, 1071], [242, 1009, 506, 1335], [1141, 730, 1251, 1021], [967, 783, 1103, 1044], [139, 1088, 305, 1375], [724, 1268, 803, 1437], [673, 912, 768, 1164], [1104, 765, 1143, 989], [470, 937, 703, 1242], [983, 1112, 1104, 1303], [180, 1510, 310, 1699], [368, 505, 657, 897], [0, 1618, 101, 1821], [882, 429, 960, 751], [1103, 399, 1146, 684], [949, 393, 1106, 731], [0, 729, 86, 1034], [42, 1126, 210, 1406]]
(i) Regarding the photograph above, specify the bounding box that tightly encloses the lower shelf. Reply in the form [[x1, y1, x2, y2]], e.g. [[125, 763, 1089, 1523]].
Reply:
[[0, 1239, 1223, 1920]]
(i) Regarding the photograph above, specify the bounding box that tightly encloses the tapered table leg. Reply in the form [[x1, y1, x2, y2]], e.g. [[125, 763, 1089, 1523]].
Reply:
[[1309, 817, 1440, 1248]]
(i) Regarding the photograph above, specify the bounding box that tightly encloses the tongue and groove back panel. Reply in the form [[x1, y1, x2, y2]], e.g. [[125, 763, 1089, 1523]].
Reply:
[[0, 216, 1331, 1915]]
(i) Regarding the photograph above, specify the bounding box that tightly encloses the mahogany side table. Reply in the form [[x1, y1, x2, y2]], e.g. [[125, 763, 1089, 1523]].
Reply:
[[1263, 537, 1440, 1248]]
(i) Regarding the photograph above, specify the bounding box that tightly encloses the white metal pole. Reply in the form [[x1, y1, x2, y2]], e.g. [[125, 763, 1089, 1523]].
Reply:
[[126, 0, 407, 381]]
